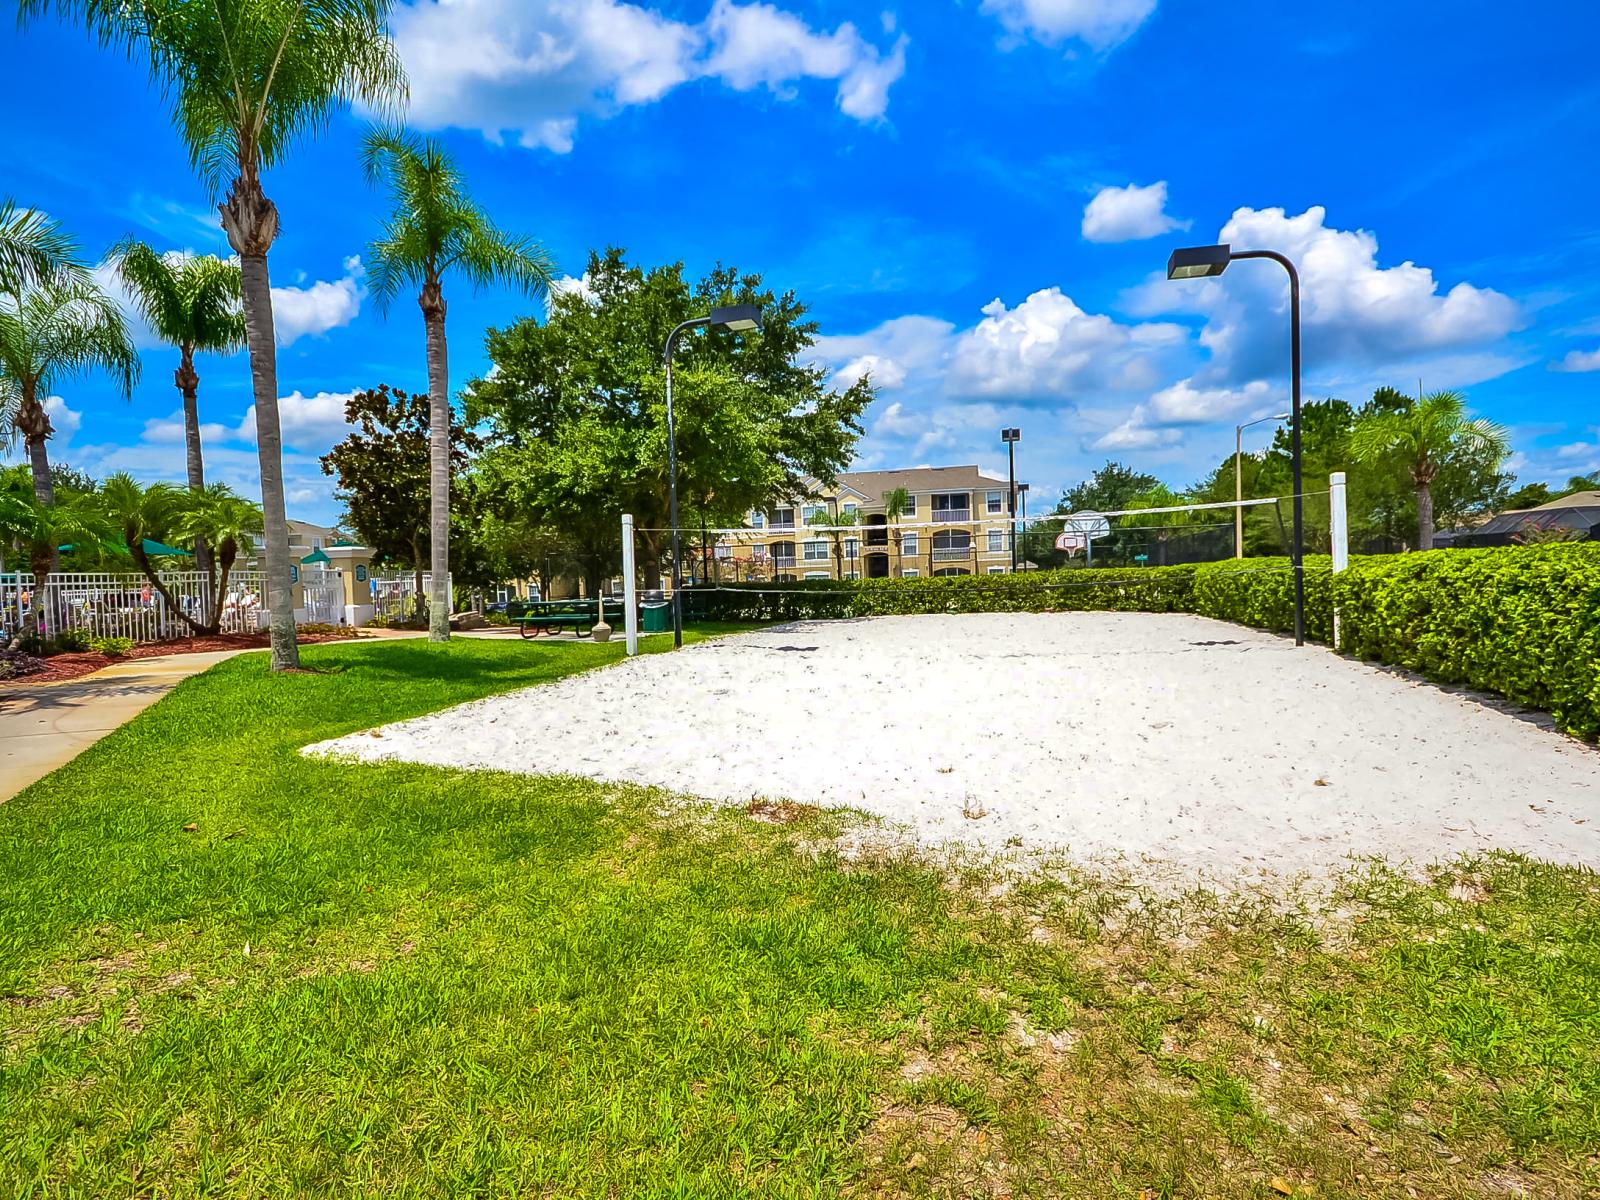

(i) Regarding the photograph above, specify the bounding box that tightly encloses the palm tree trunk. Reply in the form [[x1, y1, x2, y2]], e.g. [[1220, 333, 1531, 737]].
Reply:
[[16, 383, 58, 582], [422, 282, 451, 642], [1415, 482, 1435, 551], [176, 346, 214, 582], [222, 171, 299, 672], [131, 543, 208, 637]]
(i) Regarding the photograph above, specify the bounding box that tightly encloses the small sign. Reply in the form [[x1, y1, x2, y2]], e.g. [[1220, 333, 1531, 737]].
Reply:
[[289, 564, 300, 584], [1134, 554, 1149, 563], [355, 564, 368, 583]]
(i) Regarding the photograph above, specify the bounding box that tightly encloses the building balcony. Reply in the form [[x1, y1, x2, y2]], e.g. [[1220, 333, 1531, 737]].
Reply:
[[931, 546, 973, 562], [772, 555, 797, 568], [931, 508, 972, 524]]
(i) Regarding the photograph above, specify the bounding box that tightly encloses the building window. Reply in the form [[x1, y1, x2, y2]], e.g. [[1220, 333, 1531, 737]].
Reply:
[[987, 565, 1008, 575], [803, 539, 829, 561], [750, 511, 764, 529], [901, 493, 917, 515], [802, 504, 826, 525], [770, 507, 795, 529], [933, 567, 970, 577], [986, 490, 1004, 514], [843, 502, 858, 516], [902, 532, 918, 556], [312, 538, 322, 550], [804, 571, 830, 580], [932, 529, 971, 559], [844, 537, 859, 558], [844, 571, 859, 580], [902, 567, 920, 578], [988, 529, 1004, 553], [770, 540, 795, 564], [932, 493, 970, 521]]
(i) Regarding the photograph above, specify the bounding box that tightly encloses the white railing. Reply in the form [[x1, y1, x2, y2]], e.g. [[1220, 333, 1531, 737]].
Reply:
[[1, 569, 269, 644], [368, 571, 450, 625], [932, 508, 972, 524], [932, 546, 972, 562]]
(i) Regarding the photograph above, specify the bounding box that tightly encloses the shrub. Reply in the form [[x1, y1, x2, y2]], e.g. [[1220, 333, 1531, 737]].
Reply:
[[53, 629, 93, 653], [0, 646, 48, 680], [86, 635, 135, 658], [486, 611, 511, 627]]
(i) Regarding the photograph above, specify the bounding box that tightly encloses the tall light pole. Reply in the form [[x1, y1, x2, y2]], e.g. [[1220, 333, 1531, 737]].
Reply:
[[1001, 427, 1020, 572], [1234, 412, 1291, 558], [664, 302, 763, 649], [1168, 244, 1305, 646]]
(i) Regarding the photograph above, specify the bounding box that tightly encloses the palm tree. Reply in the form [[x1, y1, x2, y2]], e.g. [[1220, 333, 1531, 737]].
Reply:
[[806, 504, 860, 581], [362, 128, 556, 642], [0, 201, 89, 291], [882, 486, 909, 573], [24, 0, 407, 670], [170, 484, 262, 632], [97, 472, 217, 636], [108, 241, 245, 576], [0, 273, 139, 506], [0, 484, 114, 645], [1350, 389, 1510, 550]]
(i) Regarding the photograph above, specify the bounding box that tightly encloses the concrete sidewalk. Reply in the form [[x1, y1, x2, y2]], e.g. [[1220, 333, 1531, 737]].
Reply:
[[0, 650, 244, 802]]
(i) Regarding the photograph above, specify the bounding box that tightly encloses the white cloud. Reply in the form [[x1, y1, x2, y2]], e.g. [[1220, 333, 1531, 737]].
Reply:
[[141, 413, 234, 446], [981, 0, 1156, 51], [1144, 378, 1277, 425], [873, 400, 923, 437], [270, 257, 365, 346], [1131, 205, 1522, 385], [389, 0, 906, 153], [1081, 180, 1188, 243], [235, 390, 357, 452], [1091, 417, 1181, 451], [704, 0, 906, 120], [813, 315, 954, 394], [946, 287, 1184, 399], [42, 396, 82, 449], [1553, 347, 1600, 372]]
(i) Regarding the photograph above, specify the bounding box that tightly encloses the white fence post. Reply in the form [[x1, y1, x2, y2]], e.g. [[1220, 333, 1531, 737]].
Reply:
[[622, 513, 639, 657], [1330, 471, 1349, 650]]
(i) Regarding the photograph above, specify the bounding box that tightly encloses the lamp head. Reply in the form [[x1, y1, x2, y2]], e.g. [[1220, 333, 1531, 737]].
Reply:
[[710, 303, 763, 333], [1000, 427, 1021, 443], [1166, 244, 1232, 280]]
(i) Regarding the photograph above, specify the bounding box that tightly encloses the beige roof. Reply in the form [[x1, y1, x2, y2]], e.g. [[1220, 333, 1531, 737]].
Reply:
[[1532, 489, 1600, 510], [835, 465, 1016, 503]]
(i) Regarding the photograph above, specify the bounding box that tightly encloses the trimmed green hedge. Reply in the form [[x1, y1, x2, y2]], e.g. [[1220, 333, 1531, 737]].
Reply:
[[684, 544, 1600, 738]]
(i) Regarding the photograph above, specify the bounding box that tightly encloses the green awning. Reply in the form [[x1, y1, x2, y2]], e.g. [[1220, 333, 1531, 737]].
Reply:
[[59, 538, 193, 557], [300, 548, 331, 565]]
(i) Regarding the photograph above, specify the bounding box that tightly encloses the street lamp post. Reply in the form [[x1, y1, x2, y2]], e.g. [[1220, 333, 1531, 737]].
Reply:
[[1234, 412, 1291, 558], [664, 303, 763, 649], [1001, 427, 1020, 572], [1167, 244, 1305, 646]]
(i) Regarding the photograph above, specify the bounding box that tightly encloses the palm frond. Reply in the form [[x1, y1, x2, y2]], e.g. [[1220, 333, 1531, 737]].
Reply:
[[0, 199, 90, 292]]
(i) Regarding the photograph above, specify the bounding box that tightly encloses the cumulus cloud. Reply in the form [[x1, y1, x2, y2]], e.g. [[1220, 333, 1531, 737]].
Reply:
[[813, 315, 955, 394], [1132, 205, 1522, 385], [1091, 417, 1181, 451], [1552, 347, 1600, 372], [981, 0, 1156, 51], [270, 257, 365, 346], [141, 413, 233, 445], [946, 287, 1184, 399], [236, 390, 357, 451], [389, 0, 907, 153], [1081, 180, 1188, 243], [44, 396, 82, 449]]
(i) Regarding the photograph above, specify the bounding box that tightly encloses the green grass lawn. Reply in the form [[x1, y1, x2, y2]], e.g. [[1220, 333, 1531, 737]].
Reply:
[[2, 631, 1597, 1198]]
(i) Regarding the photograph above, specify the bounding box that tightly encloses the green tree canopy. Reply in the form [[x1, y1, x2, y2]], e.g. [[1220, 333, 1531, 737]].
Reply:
[[463, 247, 873, 587], [320, 384, 483, 598]]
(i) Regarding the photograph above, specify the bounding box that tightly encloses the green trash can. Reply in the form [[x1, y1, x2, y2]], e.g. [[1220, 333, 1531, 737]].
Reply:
[[641, 600, 671, 632]]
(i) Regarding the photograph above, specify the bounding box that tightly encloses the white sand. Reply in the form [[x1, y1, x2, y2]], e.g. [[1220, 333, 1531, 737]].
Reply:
[[307, 613, 1600, 884]]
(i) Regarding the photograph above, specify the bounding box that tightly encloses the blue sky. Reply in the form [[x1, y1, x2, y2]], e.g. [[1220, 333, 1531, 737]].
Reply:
[[4, 0, 1598, 524]]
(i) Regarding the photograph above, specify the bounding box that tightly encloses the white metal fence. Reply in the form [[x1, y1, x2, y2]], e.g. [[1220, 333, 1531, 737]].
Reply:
[[2, 570, 269, 644], [301, 567, 343, 625]]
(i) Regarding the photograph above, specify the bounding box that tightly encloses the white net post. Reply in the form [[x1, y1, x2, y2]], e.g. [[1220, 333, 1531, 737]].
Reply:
[[622, 513, 639, 657], [1330, 471, 1349, 650]]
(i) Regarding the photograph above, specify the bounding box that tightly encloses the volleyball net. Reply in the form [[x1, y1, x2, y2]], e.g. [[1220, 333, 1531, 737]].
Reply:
[[616, 475, 1352, 652]]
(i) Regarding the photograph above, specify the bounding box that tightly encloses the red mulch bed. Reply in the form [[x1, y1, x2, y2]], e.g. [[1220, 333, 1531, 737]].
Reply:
[[4, 630, 370, 689]]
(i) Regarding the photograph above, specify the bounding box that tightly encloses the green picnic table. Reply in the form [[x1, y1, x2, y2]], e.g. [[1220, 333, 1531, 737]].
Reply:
[[508, 599, 612, 638]]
